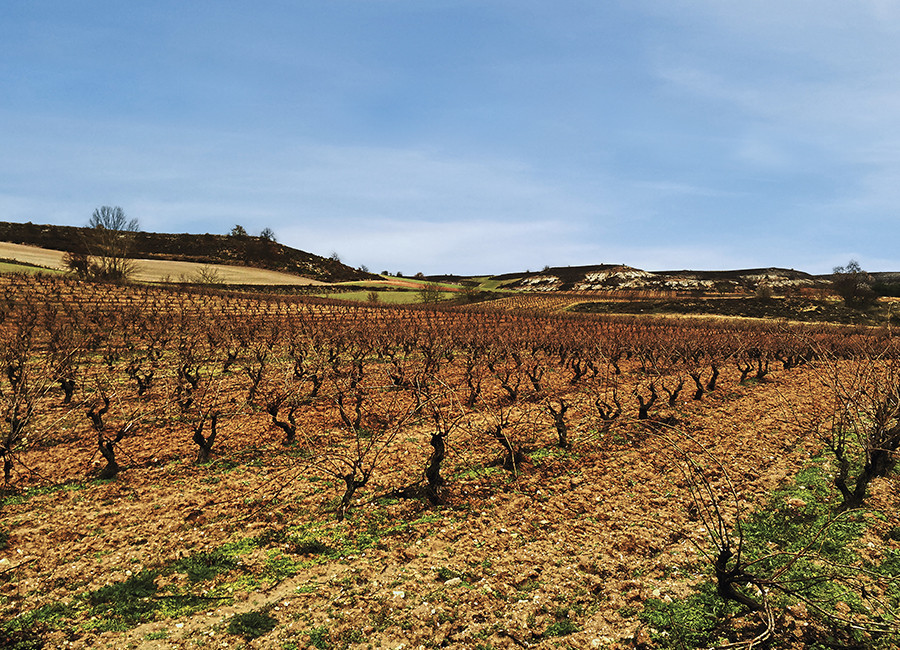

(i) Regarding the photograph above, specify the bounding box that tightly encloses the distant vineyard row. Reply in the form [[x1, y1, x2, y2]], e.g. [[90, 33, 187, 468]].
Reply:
[[1, 274, 890, 488]]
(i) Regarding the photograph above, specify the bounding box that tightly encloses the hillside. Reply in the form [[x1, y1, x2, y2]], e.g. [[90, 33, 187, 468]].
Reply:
[[0, 221, 374, 283], [5, 220, 894, 295], [483, 264, 826, 293]]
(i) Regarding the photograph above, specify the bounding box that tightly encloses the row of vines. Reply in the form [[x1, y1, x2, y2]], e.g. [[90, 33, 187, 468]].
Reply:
[[2, 274, 899, 646], [0, 275, 894, 503]]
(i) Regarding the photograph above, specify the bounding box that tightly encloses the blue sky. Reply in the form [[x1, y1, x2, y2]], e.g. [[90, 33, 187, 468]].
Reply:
[[2, 1, 899, 275]]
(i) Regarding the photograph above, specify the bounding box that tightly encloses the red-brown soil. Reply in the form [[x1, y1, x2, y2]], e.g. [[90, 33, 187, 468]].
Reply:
[[1, 277, 898, 649]]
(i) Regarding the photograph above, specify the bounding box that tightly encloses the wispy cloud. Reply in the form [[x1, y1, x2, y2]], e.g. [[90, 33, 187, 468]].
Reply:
[[3, 2, 900, 274], [280, 218, 585, 276]]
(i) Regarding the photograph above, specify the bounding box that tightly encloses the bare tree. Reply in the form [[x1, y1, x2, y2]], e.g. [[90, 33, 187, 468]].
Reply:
[[832, 259, 876, 308], [191, 265, 224, 285], [418, 282, 444, 304], [83, 206, 140, 282]]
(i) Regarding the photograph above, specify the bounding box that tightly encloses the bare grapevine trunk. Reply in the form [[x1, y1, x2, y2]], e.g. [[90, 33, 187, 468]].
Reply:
[[547, 399, 570, 449], [424, 433, 446, 505], [193, 413, 218, 464]]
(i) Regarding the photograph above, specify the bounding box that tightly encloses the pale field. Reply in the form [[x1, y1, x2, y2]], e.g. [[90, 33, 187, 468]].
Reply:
[[0, 241, 326, 285]]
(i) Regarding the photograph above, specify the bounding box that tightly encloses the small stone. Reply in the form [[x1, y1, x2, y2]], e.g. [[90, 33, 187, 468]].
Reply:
[[785, 497, 807, 510], [444, 577, 462, 587]]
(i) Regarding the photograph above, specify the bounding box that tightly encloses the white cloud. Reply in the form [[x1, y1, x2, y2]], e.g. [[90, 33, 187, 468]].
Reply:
[[0, 112, 616, 272], [280, 218, 583, 276]]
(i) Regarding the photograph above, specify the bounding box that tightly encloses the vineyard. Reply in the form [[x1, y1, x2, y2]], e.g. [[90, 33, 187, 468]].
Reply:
[[1, 274, 898, 649], [472, 292, 680, 314]]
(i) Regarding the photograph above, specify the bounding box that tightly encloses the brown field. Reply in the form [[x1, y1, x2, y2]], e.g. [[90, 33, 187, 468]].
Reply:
[[0, 242, 325, 285], [1, 275, 898, 649]]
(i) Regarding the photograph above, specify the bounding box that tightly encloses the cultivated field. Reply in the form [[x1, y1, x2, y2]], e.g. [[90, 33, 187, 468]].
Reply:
[[1, 275, 898, 649], [0, 243, 325, 286]]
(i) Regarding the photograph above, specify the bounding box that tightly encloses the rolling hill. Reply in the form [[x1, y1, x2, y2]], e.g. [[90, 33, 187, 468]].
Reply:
[[4, 220, 897, 298], [491, 264, 825, 293], [0, 221, 374, 283], [434, 264, 829, 294]]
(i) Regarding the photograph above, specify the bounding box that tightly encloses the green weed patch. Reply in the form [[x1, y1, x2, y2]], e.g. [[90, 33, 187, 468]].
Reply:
[[641, 582, 743, 648], [641, 455, 900, 648], [226, 608, 277, 640], [85, 570, 159, 631], [172, 549, 238, 583]]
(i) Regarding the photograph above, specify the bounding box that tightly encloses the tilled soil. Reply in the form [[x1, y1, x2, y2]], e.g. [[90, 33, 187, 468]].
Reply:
[[2, 364, 898, 649]]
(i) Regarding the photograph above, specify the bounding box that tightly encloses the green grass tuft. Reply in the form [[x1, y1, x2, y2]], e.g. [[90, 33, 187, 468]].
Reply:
[[305, 624, 332, 649], [544, 618, 580, 637], [173, 549, 238, 583], [227, 608, 278, 640]]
